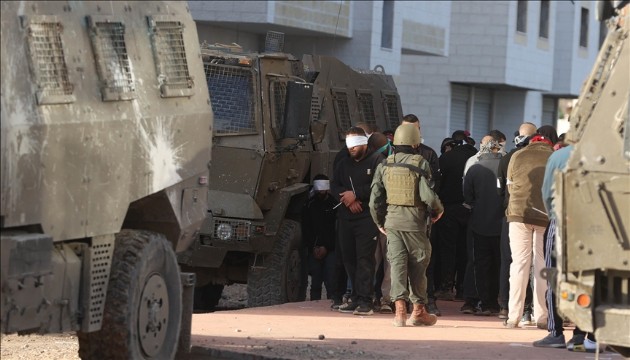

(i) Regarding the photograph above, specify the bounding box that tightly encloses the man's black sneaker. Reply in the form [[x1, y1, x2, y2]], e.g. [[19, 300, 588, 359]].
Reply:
[[533, 333, 566, 348], [338, 302, 359, 313], [434, 289, 454, 301], [353, 304, 374, 316], [460, 303, 478, 314], [426, 301, 442, 317], [474, 308, 493, 316], [330, 299, 343, 310]]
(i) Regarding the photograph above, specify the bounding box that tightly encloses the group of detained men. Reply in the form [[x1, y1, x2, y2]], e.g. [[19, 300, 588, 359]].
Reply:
[[299, 113, 599, 351]]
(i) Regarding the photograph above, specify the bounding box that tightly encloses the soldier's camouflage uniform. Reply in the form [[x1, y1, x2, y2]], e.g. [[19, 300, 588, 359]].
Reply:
[[369, 152, 444, 304]]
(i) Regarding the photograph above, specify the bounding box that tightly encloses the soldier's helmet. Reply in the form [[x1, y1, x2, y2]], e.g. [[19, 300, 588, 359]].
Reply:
[[393, 124, 421, 146]]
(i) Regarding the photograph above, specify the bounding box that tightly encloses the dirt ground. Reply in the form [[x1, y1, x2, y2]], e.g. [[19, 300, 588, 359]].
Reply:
[[1, 284, 624, 360], [0, 284, 249, 360], [185, 299, 621, 360]]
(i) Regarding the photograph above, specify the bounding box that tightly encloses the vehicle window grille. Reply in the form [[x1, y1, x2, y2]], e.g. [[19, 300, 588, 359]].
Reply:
[[213, 219, 251, 242], [204, 63, 255, 134], [384, 95, 400, 130], [91, 21, 135, 99], [152, 21, 192, 90], [311, 95, 321, 123], [265, 30, 285, 52], [357, 93, 377, 126], [272, 81, 288, 133], [28, 22, 74, 97], [333, 92, 352, 133]]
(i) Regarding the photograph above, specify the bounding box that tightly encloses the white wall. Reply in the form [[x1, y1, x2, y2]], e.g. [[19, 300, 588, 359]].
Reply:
[[189, 1, 268, 23], [523, 91, 544, 126], [447, 1, 510, 84], [505, 0, 555, 90], [399, 1, 451, 56], [551, 0, 600, 95], [368, 1, 402, 75]]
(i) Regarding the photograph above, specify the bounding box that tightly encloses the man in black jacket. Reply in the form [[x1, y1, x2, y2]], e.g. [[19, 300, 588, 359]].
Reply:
[[331, 126, 384, 315], [434, 130, 477, 305], [463, 135, 504, 315], [302, 174, 338, 302]]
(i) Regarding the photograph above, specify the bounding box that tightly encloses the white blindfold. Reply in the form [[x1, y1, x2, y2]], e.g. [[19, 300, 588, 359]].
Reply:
[[346, 135, 368, 149], [313, 180, 330, 191]]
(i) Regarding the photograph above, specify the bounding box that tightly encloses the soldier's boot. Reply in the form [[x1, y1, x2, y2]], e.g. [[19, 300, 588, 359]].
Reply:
[[409, 303, 438, 326], [393, 299, 407, 327]]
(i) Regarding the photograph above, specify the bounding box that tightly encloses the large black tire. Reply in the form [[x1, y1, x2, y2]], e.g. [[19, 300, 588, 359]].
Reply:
[[193, 283, 224, 312], [78, 230, 182, 359], [247, 219, 302, 307]]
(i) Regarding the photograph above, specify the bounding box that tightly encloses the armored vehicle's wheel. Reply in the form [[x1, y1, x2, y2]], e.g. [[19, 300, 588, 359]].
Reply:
[[78, 230, 182, 359], [193, 283, 224, 311], [247, 219, 302, 307]]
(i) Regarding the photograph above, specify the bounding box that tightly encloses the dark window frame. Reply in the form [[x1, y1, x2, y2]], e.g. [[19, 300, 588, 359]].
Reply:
[[580, 7, 589, 48], [539, 0, 550, 39], [381, 0, 394, 49], [517, 0, 528, 33]]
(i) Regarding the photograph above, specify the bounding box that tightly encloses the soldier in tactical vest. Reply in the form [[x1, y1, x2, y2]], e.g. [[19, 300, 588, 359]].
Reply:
[[369, 124, 444, 327]]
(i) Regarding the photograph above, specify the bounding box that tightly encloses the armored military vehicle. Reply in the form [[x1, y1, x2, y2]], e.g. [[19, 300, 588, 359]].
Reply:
[[1, 1, 212, 359], [178, 38, 403, 308], [554, 0, 629, 355]]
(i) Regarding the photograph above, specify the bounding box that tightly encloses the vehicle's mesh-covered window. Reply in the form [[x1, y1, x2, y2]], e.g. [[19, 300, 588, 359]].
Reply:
[[357, 92, 376, 127], [271, 81, 288, 133], [151, 20, 193, 95], [28, 22, 74, 97], [333, 91, 352, 135], [204, 64, 256, 134], [90, 21, 135, 99], [311, 95, 321, 123], [384, 94, 400, 130]]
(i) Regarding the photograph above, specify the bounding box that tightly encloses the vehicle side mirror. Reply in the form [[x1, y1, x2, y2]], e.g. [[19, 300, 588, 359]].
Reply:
[[283, 81, 313, 139]]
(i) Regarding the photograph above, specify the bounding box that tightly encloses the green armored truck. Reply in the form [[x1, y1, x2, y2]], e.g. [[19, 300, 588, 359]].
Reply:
[[1, 1, 213, 359], [178, 38, 403, 309], [554, 0, 629, 356]]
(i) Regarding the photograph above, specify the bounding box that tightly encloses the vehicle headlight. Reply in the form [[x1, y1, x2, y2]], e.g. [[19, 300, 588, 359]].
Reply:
[[216, 223, 233, 240]]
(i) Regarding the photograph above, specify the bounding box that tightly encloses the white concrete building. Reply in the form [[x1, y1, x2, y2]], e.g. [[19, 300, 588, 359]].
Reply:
[[189, 0, 602, 151]]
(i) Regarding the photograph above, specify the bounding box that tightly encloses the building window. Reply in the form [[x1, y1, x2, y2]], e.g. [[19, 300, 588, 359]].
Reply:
[[539, 0, 550, 39], [580, 7, 589, 48], [381, 0, 394, 49], [599, 18, 607, 49], [517, 0, 527, 33]]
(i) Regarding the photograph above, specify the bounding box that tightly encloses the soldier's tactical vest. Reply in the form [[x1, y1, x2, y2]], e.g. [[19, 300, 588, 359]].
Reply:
[[383, 154, 430, 206]]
